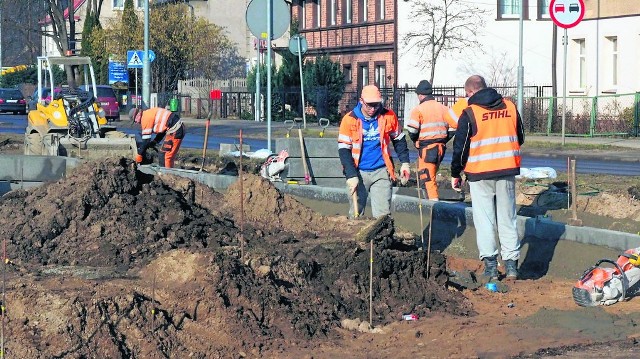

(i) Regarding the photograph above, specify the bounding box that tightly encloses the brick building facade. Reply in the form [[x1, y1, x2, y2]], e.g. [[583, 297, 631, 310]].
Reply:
[[293, 0, 397, 111]]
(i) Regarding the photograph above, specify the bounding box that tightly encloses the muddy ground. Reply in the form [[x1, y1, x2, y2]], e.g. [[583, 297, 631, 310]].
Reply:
[[1, 136, 640, 357]]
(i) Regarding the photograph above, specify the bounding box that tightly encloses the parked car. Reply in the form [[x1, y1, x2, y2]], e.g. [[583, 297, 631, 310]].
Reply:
[[82, 85, 120, 121], [0, 88, 27, 115]]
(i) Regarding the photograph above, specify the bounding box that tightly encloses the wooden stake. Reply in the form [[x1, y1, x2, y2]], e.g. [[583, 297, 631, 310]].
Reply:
[[352, 191, 359, 218], [369, 238, 373, 330], [415, 168, 425, 251], [239, 130, 245, 261], [427, 204, 433, 279], [568, 158, 583, 226]]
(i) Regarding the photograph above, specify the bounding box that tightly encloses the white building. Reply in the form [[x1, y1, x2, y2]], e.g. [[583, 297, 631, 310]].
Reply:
[[397, 0, 640, 97]]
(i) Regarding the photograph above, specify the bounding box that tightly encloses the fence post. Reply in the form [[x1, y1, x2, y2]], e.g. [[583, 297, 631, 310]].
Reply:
[[635, 92, 640, 137], [547, 96, 554, 135], [590, 96, 597, 137]]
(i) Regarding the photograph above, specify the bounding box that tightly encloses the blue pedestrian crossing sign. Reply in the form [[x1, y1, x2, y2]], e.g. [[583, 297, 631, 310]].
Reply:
[[127, 50, 156, 68]]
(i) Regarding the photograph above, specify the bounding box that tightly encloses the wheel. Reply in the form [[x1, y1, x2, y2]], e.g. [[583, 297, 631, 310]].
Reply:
[[24, 132, 44, 155]]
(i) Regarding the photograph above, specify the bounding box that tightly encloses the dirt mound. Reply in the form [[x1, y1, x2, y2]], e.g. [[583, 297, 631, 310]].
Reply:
[[0, 158, 471, 357]]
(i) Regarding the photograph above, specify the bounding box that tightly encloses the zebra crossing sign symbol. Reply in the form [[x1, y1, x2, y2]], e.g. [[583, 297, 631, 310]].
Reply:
[[127, 52, 142, 68], [127, 50, 155, 69]]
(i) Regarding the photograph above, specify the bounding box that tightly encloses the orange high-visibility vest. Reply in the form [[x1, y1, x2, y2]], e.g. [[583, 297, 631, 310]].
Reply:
[[463, 100, 521, 175], [338, 109, 403, 180], [140, 108, 174, 139], [406, 99, 456, 149]]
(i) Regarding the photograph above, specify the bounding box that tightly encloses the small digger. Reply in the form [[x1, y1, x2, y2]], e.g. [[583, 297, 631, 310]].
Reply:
[[573, 248, 640, 306], [25, 56, 137, 160]]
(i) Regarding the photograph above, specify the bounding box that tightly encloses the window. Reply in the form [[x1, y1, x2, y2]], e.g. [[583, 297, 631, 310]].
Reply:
[[316, 0, 322, 28], [358, 63, 369, 87], [607, 36, 618, 87], [498, 0, 528, 20], [113, 0, 124, 8], [302, 0, 307, 29], [377, 0, 385, 20], [538, 0, 550, 19], [374, 63, 386, 88], [343, 0, 352, 24], [359, 0, 368, 23], [329, 0, 337, 26], [575, 38, 586, 88], [137, 0, 144, 8], [343, 65, 352, 83]]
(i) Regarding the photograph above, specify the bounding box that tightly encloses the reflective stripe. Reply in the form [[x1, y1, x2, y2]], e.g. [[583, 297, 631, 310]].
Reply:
[[405, 118, 420, 128], [352, 153, 359, 160], [419, 129, 447, 137], [141, 129, 153, 135], [420, 121, 447, 129], [338, 134, 352, 143], [338, 143, 351, 149], [448, 108, 459, 122], [141, 134, 152, 140], [470, 135, 519, 149], [394, 132, 405, 140], [467, 150, 521, 163], [405, 126, 419, 134], [153, 109, 172, 133], [352, 143, 361, 150]]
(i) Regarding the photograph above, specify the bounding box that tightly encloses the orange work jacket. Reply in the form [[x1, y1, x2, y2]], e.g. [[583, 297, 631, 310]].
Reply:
[[463, 100, 521, 176], [140, 107, 174, 139], [406, 99, 457, 148], [338, 109, 403, 180], [446, 97, 468, 124]]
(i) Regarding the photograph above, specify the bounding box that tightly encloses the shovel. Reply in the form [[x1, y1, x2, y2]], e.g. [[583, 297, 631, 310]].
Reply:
[[298, 125, 311, 184], [199, 110, 213, 171]]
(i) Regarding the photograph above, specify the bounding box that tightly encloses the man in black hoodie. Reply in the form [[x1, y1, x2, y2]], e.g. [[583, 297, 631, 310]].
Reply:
[[450, 75, 525, 281]]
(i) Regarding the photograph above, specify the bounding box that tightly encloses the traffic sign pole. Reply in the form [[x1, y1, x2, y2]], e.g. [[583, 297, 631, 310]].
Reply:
[[297, 36, 306, 129], [266, 0, 272, 152], [549, 0, 585, 146]]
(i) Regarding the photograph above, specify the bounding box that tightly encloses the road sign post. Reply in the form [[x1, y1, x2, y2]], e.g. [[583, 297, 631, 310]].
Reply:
[[289, 35, 308, 129], [550, 0, 585, 145], [246, 0, 290, 152]]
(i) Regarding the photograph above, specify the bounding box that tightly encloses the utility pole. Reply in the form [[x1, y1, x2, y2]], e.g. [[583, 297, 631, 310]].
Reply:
[[143, 0, 150, 108], [68, 0, 75, 55]]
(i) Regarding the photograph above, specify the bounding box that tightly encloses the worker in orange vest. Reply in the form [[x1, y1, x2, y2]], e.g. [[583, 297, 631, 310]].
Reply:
[[129, 106, 186, 168], [338, 85, 411, 218], [450, 75, 524, 281], [405, 80, 458, 201]]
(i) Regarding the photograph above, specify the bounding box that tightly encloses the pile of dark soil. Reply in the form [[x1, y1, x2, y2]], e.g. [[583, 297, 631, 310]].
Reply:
[[0, 158, 472, 357]]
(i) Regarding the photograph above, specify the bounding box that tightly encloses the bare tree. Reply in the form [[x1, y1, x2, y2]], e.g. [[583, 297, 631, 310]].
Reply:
[[458, 51, 518, 92], [402, 0, 487, 84]]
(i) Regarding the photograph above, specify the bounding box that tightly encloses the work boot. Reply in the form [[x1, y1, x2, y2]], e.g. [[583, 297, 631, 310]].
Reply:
[[482, 256, 498, 280], [505, 259, 519, 280]]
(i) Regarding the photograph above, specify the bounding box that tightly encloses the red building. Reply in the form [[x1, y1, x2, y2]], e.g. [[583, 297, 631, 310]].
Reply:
[[293, 0, 397, 111]]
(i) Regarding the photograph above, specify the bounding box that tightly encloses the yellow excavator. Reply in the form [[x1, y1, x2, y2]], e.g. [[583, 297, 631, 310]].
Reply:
[[25, 56, 137, 160]]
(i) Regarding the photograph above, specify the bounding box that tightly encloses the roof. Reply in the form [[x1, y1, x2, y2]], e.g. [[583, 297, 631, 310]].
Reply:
[[40, 0, 86, 26]]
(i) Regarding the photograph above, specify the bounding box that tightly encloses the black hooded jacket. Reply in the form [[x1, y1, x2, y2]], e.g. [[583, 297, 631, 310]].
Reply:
[[450, 88, 524, 181]]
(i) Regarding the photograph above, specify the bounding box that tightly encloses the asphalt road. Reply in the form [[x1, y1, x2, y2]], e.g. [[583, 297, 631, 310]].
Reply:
[[3, 114, 639, 176]]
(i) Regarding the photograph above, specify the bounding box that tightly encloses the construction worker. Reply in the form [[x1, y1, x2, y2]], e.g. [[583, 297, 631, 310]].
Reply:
[[338, 85, 411, 218], [405, 80, 458, 201], [450, 75, 524, 281], [445, 96, 468, 124], [129, 106, 186, 168]]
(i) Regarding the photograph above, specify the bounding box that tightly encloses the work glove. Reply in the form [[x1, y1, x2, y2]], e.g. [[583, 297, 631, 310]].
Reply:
[[400, 163, 411, 185], [346, 177, 359, 195], [135, 154, 143, 164], [451, 177, 463, 192]]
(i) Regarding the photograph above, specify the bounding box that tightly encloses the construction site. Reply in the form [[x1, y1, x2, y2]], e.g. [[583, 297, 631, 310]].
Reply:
[[0, 129, 639, 357]]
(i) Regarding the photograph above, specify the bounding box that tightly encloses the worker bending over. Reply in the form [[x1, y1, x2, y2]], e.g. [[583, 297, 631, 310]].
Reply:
[[130, 106, 186, 168]]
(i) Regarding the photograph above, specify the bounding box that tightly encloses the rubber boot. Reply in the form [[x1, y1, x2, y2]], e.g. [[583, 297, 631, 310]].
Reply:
[[482, 256, 498, 280], [505, 259, 518, 280]]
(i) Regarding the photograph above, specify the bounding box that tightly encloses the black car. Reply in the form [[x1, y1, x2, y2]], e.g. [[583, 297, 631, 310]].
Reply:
[[0, 88, 27, 115]]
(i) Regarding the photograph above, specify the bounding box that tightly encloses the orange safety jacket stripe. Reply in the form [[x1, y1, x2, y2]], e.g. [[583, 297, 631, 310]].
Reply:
[[464, 100, 521, 175], [140, 108, 173, 139], [406, 99, 453, 149], [338, 109, 403, 180]]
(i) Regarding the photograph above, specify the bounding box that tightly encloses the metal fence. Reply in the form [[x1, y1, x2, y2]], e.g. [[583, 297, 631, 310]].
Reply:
[[155, 87, 640, 137]]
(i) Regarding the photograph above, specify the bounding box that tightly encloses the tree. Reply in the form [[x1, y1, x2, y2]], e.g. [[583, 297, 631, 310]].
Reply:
[[458, 51, 518, 91], [100, 2, 240, 95], [303, 55, 345, 119], [402, 0, 487, 84]]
